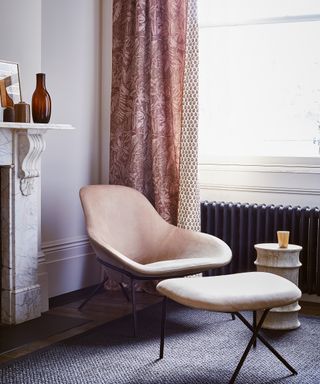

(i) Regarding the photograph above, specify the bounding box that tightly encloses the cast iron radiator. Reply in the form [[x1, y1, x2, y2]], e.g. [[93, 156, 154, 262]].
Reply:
[[200, 201, 320, 295]]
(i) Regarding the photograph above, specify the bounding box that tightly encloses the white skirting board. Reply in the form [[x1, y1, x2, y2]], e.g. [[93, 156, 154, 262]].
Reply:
[[40, 236, 102, 302]]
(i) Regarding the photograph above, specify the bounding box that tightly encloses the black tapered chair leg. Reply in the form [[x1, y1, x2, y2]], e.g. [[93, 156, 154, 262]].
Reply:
[[119, 282, 130, 302], [231, 313, 235, 320], [159, 296, 167, 359], [253, 311, 257, 348], [78, 276, 108, 310], [131, 278, 137, 337]]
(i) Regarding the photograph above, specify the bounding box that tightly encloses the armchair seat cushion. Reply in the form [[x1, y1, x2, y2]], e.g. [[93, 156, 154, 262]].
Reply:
[[130, 256, 229, 277]]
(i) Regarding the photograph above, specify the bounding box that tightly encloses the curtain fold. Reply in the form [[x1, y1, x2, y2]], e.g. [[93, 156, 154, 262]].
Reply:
[[110, 0, 199, 229]]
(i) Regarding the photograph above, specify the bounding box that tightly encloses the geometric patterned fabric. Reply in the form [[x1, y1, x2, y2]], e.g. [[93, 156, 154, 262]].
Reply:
[[177, 0, 201, 231]]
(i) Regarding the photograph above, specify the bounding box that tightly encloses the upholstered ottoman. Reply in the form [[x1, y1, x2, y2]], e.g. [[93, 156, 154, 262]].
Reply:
[[156, 272, 301, 384]]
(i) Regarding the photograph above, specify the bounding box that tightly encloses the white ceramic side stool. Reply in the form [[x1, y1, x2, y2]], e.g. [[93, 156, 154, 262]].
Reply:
[[254, 243, 302, 330]]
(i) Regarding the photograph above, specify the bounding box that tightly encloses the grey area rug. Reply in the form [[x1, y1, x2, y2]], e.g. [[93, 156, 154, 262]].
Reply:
[[0, 301, 319, 384]]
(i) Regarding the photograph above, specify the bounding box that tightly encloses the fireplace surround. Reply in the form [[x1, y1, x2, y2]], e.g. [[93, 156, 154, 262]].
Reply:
[[0, 122, 72, 324]]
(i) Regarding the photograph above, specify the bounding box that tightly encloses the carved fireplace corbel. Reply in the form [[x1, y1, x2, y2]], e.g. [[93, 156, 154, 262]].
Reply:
[[17, 130, 46, 196]]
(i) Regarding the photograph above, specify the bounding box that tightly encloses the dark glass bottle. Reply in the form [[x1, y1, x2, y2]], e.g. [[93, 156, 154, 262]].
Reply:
[[32, 73, 51, 123]]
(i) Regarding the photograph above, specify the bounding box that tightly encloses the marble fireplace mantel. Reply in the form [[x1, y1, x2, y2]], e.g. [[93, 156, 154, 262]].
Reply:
[[0, 122, 73, 324]]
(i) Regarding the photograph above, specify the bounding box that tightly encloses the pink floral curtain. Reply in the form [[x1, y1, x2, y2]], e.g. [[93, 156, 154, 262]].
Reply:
[[110, 0, 188, 225]]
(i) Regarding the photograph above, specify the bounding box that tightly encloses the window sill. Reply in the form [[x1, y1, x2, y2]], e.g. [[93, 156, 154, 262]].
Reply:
[[199, 155, 320, 173], [198, 155, 320, 198]]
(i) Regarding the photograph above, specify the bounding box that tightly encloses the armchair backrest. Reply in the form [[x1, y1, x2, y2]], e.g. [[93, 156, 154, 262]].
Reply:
[[79, 185, 172, 264]]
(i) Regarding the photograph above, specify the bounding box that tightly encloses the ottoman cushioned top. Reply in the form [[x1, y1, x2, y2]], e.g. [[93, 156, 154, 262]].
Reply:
[[156, 272, 301, 312]]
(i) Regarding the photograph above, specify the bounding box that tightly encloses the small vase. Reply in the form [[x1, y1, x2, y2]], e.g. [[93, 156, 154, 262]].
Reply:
[[3, 107, 15, 122], [14, 102, 30, 123], [32, 73, 51, 123]]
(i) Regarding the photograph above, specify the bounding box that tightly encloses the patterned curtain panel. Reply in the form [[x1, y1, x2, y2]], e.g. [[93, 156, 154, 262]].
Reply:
[[177, 0, 200, 231], [110, 0, 199, 227]]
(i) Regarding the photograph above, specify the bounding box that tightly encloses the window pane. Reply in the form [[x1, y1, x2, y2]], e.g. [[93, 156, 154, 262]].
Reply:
[[199, 20, 320, 158]]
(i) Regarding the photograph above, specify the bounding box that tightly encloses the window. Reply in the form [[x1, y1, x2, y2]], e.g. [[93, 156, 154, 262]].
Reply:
[[198, 0, 320, 160]]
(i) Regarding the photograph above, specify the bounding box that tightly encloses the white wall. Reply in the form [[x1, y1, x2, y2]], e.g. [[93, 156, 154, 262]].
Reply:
[[0, 0, 113, 299], [41, 0, 105, 297], [0, 0, 42, 102], [199, 156, 320, 209]]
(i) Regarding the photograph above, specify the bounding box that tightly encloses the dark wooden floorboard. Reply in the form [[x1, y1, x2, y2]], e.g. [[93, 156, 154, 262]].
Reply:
[[0, 290, 161, 364]]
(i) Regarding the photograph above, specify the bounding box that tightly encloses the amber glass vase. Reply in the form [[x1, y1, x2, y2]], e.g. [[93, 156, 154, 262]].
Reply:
[[32, 73, 51, 123]]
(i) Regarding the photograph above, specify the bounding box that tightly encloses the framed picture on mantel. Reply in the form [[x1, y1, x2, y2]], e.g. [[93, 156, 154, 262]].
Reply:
[[0, 60, 22, 122]]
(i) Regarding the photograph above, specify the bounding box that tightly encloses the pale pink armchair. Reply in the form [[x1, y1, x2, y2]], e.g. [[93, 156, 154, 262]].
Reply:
[[79, 185, 232, 335]]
